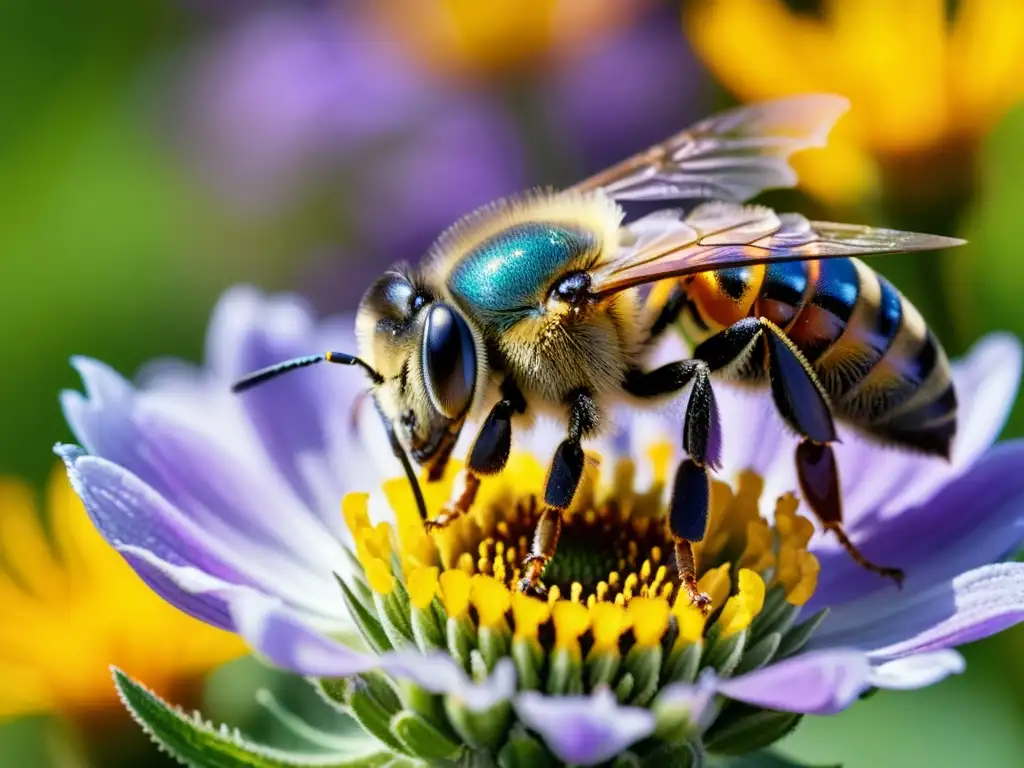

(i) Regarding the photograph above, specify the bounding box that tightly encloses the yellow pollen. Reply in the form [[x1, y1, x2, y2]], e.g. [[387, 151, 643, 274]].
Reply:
[[640, 559, 652, 582], [775, 494, 814, 549], [590, 602, 631, 653], [777, 544, 821, 606], [595, 581, 609, 602], [672, 594, 707, 646], [739, 519, 775, 572], [651, 545, 662, 564], [342, 492, 371, 536], [457, 552, 475, 574], [698, 562, 732, 609], [547, 585, 562, 604], [470, 575, 512, 629], [408, 566, 439, 610], [718, 569, 766, 637], [366, 558, 395, 596], [439, 569, 471, 619], [626, 597, 671, 648], [570, 582, 583, 604], [356, 522, 393, 570], [511, 592, 550, 642], [552, 600, 590, 652]]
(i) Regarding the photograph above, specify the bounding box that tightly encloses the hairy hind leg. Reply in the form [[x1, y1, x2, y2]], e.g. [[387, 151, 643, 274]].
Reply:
[[755, 319, 905, 587]]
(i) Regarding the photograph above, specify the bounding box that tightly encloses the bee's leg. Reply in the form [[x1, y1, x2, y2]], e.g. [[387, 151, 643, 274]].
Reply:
[[517, 389, 598, 596], [423, 378, 527, 532], [624, 358, 721, 614], [757, 320, 905, 587]]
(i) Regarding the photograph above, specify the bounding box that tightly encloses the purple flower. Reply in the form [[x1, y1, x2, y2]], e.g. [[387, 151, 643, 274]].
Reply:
[[59, 287, 1024, 764]]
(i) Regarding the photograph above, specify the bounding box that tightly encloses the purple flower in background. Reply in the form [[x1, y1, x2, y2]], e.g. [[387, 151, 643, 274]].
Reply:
[[173, 1, 707, 300], [59, 287, 1024, 765]]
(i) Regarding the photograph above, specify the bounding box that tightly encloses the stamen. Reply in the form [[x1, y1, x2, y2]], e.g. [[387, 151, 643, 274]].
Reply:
[[589, 602, 631, 653], [626, 597, 670, 648], [470, 575, 512, 629], [407, 566, 439, 610], [511, 593, 550, 643], [366, 559, 395, 596], [552, 601, 589, 654], [439, 569, 471, 619]]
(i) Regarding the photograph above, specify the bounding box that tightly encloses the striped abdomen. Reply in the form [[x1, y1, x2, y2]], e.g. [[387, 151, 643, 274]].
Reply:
[[678, 258, 956, 457]]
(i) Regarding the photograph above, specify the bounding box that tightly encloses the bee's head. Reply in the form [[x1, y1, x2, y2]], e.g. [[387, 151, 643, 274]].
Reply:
[[357, 269, 484, 478]]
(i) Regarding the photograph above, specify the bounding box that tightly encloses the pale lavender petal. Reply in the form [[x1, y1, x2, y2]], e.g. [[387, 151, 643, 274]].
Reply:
[[61, 358, 350, 576], [868, 650, 965, 690], [809, 442, 1024, 610], [814, 563, 1024, 659], [716, 650, 872, 715], [653, 673, 719, 733], [230, 592, 378, 676], [514, 688, 656, 766], [118, 547, 237, 630], [231, 592, 517, 707], [385, 656, 516, 712], [58, 446, 250, 585], [58, 446, 344, 619]]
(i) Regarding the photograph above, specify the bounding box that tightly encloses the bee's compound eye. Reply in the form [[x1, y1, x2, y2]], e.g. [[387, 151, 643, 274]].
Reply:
[[422, 303, 477, 420]]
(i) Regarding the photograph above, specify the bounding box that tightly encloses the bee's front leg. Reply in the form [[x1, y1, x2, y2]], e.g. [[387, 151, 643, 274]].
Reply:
[[423, 378, 526, 532], [517, 388, 599, 597]]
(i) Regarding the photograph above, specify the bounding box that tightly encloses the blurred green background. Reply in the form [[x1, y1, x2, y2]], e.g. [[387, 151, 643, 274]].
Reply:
[[2, 1, 1023, 766]]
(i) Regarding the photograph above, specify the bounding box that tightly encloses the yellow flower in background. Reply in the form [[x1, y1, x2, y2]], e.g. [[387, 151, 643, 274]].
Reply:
[[0, 467, 244, 722], [365, 0, 655, 81], [686, 0, 1024, 207]]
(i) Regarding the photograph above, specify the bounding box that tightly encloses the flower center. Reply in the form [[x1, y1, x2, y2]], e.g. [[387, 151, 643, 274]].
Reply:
[[341, 445, 822, 663], [469, 496, 677, 605]]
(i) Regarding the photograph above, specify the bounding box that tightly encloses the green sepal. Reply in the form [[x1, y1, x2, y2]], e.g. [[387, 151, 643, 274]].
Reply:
[[497, 725, 557, 768], [511, 638, 544, 691], [640, 740, 705, 768], [615, 672, 635, 702], [611, 752, 642, 767], [733, 632, 781, 676], [330, 673, 408, 755], [623, 645, 663, 706], [478, 626, 511, 671], [389, 710, 462, 761], [652, 687, 713, 744], [749, 589, 800, 645], [373, 590, 416, 648], [396, 680, 460, 743], [585, 648, 620, 690], [444, 698, 513, 752], [714, 750, 841, 768], [112, 669, 391, 767], [447, 615, 478, 670], [703, 704, 802, 756], [775, 608, 829, 660], [411, 604, 446, 651], [336, 574, 393, 655], [702, 629, 746, 677], [663, 642, 703, 685], [544, 648, 583, 695]]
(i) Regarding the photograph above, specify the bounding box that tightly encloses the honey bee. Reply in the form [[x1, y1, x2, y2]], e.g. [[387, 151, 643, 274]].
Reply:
[[233, 95, 963, 613]]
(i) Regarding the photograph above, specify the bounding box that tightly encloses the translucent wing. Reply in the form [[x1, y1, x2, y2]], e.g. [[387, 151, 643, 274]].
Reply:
[[573, 94, 850, 202], [590, 203, 966, 296]]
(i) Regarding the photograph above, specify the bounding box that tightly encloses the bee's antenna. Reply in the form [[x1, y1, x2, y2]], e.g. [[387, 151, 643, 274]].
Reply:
[[231, 351, 383, 392]]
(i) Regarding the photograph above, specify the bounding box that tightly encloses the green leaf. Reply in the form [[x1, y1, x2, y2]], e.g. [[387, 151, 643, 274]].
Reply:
[[112, 668, 392, 767], [710, 750, 841, 768]]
